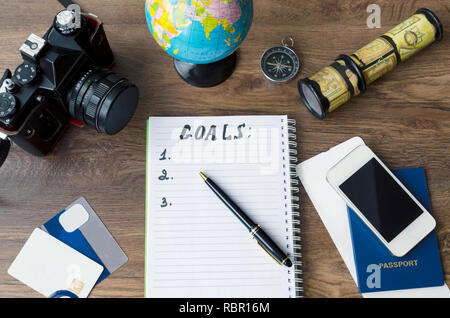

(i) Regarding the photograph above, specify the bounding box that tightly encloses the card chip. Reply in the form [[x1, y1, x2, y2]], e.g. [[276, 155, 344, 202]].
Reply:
[[69, 279, 84, 294]]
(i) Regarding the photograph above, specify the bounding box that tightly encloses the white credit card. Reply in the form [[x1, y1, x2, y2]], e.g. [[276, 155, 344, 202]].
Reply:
[[8, 228, 103, 298]]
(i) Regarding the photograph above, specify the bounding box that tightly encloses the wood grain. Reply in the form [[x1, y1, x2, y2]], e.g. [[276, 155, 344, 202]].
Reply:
[[0, 0, 448, 298]]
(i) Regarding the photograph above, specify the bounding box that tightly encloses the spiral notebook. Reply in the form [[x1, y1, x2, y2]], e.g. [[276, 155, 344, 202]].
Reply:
[[145, 115, 302, 298]]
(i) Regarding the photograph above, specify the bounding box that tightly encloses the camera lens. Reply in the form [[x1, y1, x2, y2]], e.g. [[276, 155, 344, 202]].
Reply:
[[68, 69, 139, 135]]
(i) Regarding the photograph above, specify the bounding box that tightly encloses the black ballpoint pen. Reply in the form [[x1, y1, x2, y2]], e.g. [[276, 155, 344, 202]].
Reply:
[[199, 172, 293, 268]]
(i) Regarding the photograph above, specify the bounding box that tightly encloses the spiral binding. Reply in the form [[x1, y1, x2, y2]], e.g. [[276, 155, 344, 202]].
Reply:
[[287, 118, 303, 297]]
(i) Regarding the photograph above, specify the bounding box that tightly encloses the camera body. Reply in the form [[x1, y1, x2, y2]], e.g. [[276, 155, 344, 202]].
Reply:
[[0, 9, 139, 157]]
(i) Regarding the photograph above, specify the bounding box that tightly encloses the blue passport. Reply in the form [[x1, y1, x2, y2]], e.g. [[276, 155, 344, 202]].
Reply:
[[347, 168, 444, 293]]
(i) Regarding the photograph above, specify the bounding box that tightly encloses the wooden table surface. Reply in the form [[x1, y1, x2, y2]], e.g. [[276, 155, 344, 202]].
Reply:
[[0, 0, 448, 298]]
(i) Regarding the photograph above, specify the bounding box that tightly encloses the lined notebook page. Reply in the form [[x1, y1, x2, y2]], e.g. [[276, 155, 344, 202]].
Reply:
[[145, 116, 296, 298]]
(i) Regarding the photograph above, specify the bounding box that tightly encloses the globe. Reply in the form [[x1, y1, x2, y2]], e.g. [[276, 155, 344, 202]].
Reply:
[[145, 0, 253, 87]]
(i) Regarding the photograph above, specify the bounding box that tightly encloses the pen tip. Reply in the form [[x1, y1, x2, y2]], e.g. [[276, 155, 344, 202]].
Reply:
[[199, 171, 208, 181], [284, 258, 293, 268]]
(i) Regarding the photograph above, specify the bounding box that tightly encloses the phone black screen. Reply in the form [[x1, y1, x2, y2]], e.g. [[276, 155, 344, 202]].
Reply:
[[339, 158, 423, 242]]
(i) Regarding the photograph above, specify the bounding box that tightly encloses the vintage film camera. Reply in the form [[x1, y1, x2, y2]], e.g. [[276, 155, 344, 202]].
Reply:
[[0, 7, 139, 166]]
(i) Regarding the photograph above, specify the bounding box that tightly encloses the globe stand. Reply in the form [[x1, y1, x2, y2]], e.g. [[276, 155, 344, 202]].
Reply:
[[173, 52, 237, 88]]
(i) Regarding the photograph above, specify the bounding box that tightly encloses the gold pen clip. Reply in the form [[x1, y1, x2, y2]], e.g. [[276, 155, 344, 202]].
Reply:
[[255, 240, 282, 266]]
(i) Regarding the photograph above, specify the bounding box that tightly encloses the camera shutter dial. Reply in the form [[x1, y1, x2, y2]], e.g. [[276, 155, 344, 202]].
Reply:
[[13, 62, 37, 86], [54, 10, 78, 35], [0, 92, 17, 119]]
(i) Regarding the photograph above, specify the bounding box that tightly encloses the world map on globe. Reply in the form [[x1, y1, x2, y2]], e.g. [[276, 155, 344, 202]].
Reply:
[[145, 0, 253, 64]]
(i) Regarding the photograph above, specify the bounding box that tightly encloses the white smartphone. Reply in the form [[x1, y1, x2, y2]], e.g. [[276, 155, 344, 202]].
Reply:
[[326, 145, 436, 257]]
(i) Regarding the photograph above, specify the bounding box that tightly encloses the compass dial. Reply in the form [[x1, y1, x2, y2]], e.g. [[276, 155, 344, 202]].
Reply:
[[260, 46, 300, 82]]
